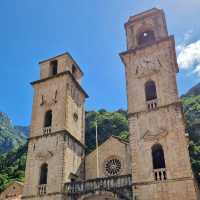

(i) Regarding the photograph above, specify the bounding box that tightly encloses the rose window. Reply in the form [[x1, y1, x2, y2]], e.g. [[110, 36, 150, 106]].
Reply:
[[105, 158, 122, 176]]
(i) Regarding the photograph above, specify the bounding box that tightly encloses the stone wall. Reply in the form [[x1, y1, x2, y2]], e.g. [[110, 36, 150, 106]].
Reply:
[[31, 74, 85, 143], [40, 53, 83, 83], [122, 38, 178, 115], [125, 8, 168, 50]]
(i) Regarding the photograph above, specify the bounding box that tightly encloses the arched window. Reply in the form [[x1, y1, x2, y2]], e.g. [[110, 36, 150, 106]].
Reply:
[[138, 30, 155, 46], [39, 163, 48, 185], [44, 110, 52, 127], [145, 80, 157, 101], [152, 144, 165, 169]]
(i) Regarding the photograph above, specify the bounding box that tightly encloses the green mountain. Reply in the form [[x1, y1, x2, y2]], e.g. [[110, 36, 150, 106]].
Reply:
[[0, 112, 27, 154], [85, 109, 128, 153], [181, 83, 200, 183], [185, 82, 200, 96], [14, 126, 29, 138], [182, 96, 200, 142]]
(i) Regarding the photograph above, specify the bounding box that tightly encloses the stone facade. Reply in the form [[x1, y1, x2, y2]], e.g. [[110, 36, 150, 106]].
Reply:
[[0, 181, 23, 200], [2, 7, 198, 200], [120, 8, 199, 200], [85, 136, 131, 179]]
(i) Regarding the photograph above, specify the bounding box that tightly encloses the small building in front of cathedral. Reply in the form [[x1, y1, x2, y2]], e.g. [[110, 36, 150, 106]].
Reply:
[[0, 181, 23, 200], [85, 135, 131, 179]]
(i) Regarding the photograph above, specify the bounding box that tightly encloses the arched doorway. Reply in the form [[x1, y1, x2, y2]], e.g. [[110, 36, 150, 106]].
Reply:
[[79, 192, 122, 200]]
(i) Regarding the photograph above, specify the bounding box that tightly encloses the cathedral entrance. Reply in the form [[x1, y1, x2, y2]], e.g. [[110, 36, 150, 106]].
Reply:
[[79, 191, 121, 200]]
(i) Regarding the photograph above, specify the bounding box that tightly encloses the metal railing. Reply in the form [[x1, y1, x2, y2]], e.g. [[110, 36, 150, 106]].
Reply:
[[147, 99, 158, 110], [43, 126, 51, 135], [64, 174, 132, 195], [38, 184, 47, 195], [153, 168, 167, 181]]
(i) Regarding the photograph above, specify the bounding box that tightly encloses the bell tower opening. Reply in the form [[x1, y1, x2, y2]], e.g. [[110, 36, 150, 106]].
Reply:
[[138, 30, 155, 46], [50, 60, 58, 76], [44, 110, 52, 127], [145, 80, 157, 101], [145, 80, 158, 110], [152, 144, 167, 181], [39, 163, 48, 185], [152, 144, 165, 169]]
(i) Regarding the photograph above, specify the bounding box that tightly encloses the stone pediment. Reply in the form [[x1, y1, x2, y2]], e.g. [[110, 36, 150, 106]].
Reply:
[[35, 151, 53, 161], [142, 128, 168, 141]]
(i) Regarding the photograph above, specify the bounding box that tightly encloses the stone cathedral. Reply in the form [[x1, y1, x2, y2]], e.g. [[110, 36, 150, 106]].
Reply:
[[18, 8, 199, 200]]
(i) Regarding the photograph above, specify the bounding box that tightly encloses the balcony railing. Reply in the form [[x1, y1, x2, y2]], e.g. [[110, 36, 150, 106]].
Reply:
[[43, 126, 51, 135], [64, 174, 132, 195], [38, 184, 47, 195], [147, 99, 158, 110], [153, 168, 167, 181]]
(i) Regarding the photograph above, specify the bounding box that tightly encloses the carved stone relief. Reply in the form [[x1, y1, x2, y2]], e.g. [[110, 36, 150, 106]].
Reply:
[[35, 151, 54, 161]]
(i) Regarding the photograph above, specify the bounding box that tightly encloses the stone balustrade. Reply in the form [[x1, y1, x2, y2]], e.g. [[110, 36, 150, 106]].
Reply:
[[64, 174, 132, 195], [38, 184, 47, 195], [153, 168, 167, 181], [42, 126, 51, 135], [147, 99, 158, 110]]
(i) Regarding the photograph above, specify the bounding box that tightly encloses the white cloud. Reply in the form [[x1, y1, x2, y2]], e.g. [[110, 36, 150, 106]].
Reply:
[[192, 64, 200, 76], [177, 40, 200, 76], [183, 30, 193, 42], [176, 30, 193, 53]]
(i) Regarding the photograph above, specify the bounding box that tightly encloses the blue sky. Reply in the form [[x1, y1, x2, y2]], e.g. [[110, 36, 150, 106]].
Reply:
[[0, 0, 200, 125]]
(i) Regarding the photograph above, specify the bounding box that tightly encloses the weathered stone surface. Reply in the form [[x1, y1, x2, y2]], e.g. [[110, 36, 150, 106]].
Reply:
[[85, 136, 131, 179], [22, 54, 86, 200], [120, 7, 199, 200]]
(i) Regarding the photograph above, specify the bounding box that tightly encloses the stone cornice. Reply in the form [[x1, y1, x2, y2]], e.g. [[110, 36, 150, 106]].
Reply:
[[120, 35, 173, 57], [133, 176, 194, 186], [38, 52, 84, 75], [125, 8, 164, 27], [28, 129, 85, 149], [127, 100, 182, 118], [119, 36, 179, 73], [21, 192, 64, 199], [30, 71, 89, 98]]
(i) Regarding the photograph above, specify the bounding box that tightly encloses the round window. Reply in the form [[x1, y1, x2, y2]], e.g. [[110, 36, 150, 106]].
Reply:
[[73, 113, 78, 122], [104, 157, 122, 176]]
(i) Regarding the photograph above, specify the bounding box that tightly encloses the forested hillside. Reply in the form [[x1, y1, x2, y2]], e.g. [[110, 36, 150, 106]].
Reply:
[[85, 109, 128, 153], [182, 96, 200, 183], [1, 83, 200, 192], [0, 112, 27, 154]]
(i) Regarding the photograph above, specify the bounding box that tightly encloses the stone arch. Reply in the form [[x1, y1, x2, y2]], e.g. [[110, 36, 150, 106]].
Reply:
[[39, 163, 48, 185], [152, 143, 166, 169]]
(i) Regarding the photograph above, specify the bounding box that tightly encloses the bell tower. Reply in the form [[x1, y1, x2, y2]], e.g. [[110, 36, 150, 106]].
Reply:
[[120, 8, 199, 200], [22, 53, 88, 200]]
